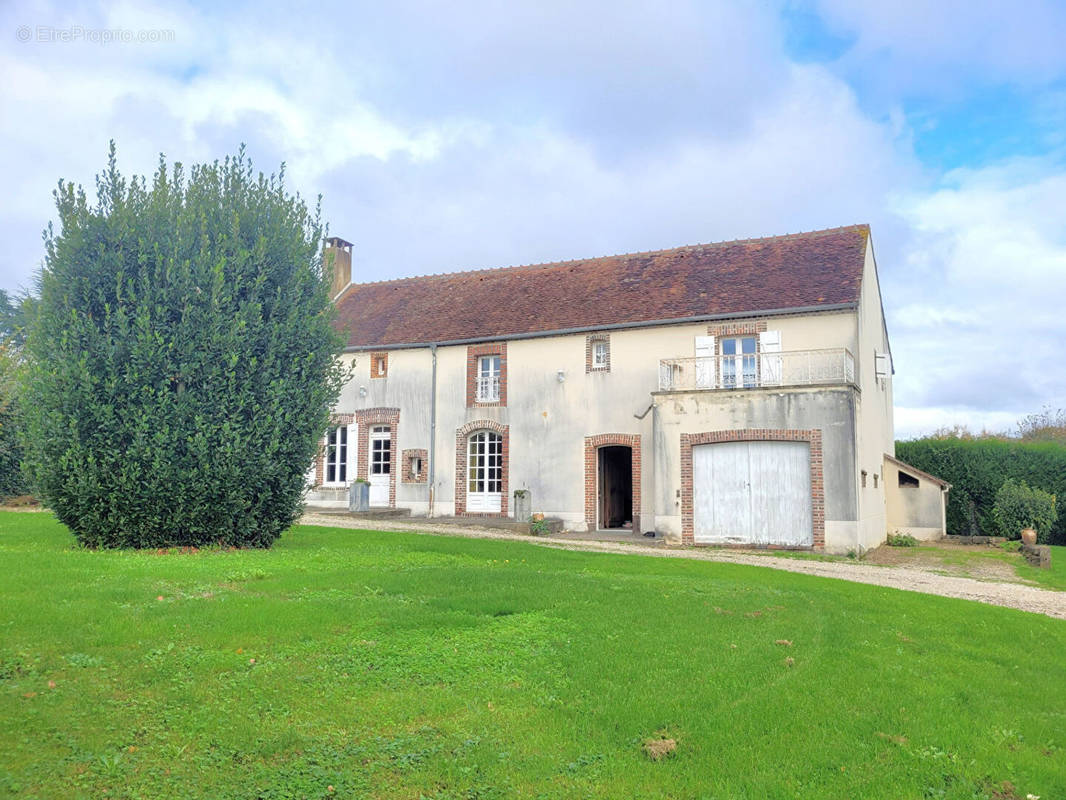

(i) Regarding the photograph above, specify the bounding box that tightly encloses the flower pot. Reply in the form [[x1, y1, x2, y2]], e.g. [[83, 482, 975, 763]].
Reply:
[[1020, 528, 1037, 545]]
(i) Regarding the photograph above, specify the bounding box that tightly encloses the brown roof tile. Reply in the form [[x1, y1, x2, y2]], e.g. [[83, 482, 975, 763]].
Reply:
[[334, 224, 870, 348]]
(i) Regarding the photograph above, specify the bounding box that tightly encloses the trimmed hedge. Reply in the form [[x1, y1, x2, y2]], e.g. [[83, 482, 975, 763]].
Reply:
[[896, 437, 1066, 545]]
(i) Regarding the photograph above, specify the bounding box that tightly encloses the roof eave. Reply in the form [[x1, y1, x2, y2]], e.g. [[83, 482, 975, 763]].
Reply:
[[341, 301, 859, 352]]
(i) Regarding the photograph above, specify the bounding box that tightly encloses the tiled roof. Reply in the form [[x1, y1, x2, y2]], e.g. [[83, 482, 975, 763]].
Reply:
[[334, 224, 870, 348]]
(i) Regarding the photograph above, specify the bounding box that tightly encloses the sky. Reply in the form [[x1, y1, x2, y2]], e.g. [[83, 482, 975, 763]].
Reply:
[[1, 0, 1064, 439]]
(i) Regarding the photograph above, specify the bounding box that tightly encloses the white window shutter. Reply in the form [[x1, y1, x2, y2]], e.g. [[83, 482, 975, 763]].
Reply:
[[694, 335, 715, 388], [346, 423, 358, 484], [875, 352, 890, 378], [759, 330, 782, 386]]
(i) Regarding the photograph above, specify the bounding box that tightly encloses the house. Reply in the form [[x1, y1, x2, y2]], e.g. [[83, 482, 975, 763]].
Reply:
[[306, 224, 948, 553]]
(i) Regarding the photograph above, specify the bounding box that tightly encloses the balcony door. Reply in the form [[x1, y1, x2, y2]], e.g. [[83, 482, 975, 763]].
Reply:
[[721, 336, 757, 389]]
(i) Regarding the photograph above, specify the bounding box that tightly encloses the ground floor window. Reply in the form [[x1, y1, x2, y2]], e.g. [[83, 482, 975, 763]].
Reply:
[[325, 426, 347, 484], [467, 430, 503, 511]]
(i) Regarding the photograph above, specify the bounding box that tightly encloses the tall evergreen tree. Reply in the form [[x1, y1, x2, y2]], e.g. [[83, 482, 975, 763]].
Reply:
[[21, 144, 347, 547]]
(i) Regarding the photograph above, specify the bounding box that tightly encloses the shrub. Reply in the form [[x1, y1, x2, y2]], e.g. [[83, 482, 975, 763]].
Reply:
[[991, 479, 1057, 543], [529, 517, 551, 536], [896, 437, 1066, 544], [886, 532, 918, 547], [19, 144, 347, 548]]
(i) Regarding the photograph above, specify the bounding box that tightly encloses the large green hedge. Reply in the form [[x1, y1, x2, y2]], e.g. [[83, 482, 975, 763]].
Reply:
[[896, 437, 1066, 544], [19, 145, 347, 548]]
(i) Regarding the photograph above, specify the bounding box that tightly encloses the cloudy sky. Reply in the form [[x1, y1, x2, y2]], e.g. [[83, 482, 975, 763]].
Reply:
[[2, 0, 1064, 438]]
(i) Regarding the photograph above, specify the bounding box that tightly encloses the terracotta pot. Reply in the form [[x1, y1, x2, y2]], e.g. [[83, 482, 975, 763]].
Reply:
[[1020, 528, 1037, 545]]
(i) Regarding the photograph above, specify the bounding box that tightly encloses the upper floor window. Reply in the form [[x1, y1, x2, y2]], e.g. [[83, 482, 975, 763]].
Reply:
[[721, 336, 757, 389], [476, 355, 501, 402], [588, 335, 610, 372], [371, 353, 388, 378]]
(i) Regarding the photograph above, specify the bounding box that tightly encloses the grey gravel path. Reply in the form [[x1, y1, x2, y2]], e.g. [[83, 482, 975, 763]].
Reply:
[[299, 513, 1066, 620]]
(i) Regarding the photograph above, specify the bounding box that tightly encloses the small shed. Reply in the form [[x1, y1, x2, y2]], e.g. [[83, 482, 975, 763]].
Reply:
[[883, 454, 951, 541]]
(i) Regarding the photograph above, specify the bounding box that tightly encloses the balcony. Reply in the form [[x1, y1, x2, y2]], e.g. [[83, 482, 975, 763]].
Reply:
[[475, 374, 501, 402], [658, 348, 855, 392]]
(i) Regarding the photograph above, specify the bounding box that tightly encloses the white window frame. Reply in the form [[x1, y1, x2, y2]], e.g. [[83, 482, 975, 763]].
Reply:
[[592, 340, 609, 370], [467, 430, 503, 512], [324, 425, 348, 485], [720, 336, 758, 389], [476, 355, 501, 402]]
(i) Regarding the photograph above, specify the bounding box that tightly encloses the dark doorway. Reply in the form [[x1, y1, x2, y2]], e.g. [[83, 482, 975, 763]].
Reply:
[[598, 446, 633, 529]]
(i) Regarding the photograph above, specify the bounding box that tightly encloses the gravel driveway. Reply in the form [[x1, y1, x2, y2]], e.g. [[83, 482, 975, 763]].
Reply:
[[299, 513, 1066, 621]]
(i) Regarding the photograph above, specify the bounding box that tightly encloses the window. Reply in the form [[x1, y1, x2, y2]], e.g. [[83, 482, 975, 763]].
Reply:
[[861, 470, 867, 488], [468, 431, 503, 495], [587, 335, 610, 372], [899, 471, 920, 488], [721, 336, 757, 388], [873, 473, 879, 489], [370, 425, 391, 476], [409, 455, 422, 481], [476, 355, 501, 402], [371, 353, 388, 378], [325, 426, 347, 484]]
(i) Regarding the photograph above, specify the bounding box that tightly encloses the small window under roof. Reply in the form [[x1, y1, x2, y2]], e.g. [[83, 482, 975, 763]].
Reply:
[[898, 471, 920, 488]]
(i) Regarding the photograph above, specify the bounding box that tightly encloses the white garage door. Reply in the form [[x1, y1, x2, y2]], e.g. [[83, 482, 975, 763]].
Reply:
[[692, 440, 812, 546]]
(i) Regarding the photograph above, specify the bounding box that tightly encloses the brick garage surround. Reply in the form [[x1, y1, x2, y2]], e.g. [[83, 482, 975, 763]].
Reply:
[[466, 342, 507, 407], [679, 429, 824, 549], [455, 419, 509, 516], [315, 413, 355, 485], [354, 408, 400, 507], [584, 434, 641, 532], [401, 448, 428, 484]]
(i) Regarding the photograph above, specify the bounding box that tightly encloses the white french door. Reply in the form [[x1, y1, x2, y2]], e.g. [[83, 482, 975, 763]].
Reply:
[[369, 425, 391, 506], [721, 336, 757, 388], [467, 430, 503, 512]]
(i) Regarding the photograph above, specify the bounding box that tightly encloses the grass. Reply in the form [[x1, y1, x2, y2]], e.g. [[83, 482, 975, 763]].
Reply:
[[1, 512, 1064, 799]]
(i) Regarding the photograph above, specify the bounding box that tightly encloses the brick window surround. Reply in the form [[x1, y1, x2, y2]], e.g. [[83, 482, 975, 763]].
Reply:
[[401, 448, 428, 484], [315, 413, 354, 485], [680, 428, 824, 549], [706, 320, 768, 337], [584, 434, 641, 532], [354, 407, 400, 507], [455, 419, 509, 516], [370, 352, 388, 379], [466, 343, 507, 407], [585, 334, 611, 373]]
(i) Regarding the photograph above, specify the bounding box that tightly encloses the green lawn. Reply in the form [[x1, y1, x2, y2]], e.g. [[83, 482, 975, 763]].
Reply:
[[2, 513, 1064, 799]]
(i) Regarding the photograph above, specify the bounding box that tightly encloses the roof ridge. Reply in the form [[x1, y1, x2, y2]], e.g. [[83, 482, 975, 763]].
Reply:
[[339, 223, 871, 290]]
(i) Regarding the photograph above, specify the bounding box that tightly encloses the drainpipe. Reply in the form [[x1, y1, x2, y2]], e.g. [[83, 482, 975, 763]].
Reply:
[[428, 343, 438, 517]]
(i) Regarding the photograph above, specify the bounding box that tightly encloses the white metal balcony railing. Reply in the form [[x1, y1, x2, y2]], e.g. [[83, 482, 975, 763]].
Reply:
[[658, 348, 855, 392], [476, 375, 501, 402]]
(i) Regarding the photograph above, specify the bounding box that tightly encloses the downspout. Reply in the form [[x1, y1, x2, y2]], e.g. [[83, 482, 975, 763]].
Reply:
[[428, 343, 438, 517]]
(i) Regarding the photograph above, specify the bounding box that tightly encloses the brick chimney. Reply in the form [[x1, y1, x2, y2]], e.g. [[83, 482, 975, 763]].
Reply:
[[324, 236, 353, 299]]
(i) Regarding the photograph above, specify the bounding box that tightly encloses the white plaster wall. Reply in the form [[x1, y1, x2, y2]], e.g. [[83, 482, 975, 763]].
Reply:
[[332, 309, 866, 537], [853, 238, 896, 552]]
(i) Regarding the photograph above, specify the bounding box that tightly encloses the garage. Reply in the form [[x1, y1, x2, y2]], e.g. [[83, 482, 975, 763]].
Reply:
[[692, 440, 812, 546]]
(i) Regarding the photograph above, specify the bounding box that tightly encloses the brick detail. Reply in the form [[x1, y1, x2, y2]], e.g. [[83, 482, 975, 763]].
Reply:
[[680, 429, 824, 550], [466, 343, 507, 407], [370, 352, 388, 378], [401, 448, 428, 484], [315, 413, 355, 486], [354, 408, 400, 507], [707, 320, 768, 337], [585, 333, 611, 373], [455, 419, 509, 516], [584, 434, 641, 532]]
